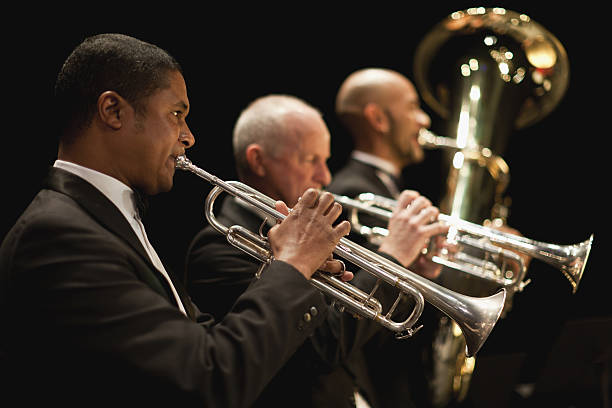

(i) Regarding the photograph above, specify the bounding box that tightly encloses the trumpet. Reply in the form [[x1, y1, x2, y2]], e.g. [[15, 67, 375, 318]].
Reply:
[[334, 192, 593, 294], [176, 155, 506, 357]]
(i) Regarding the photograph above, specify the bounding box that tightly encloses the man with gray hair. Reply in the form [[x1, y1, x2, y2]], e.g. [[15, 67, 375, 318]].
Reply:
[[185, 93, 448, 407]]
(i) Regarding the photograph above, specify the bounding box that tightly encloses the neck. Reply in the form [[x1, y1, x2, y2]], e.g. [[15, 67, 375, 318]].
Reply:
[[352, 150, 401, 177], [58, 136, 130, 190], [354, 135, 405, 173]]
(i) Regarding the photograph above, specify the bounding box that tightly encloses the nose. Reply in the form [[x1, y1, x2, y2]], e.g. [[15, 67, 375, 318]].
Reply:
[[316, 162, 332, 187], [179, 125, 195, 148], [417, 109, 431, 129]]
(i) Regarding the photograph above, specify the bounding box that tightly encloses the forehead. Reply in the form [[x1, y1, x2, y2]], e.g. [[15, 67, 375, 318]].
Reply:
[[285, 113, 330, 152], [149, 70, 189, 109]]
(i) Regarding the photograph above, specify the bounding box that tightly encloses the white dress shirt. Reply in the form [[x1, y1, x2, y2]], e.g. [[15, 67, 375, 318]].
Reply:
[[53, 160, 186, 315]]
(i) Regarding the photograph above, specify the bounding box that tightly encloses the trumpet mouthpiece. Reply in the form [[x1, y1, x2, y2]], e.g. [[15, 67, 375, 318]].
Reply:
[[175, 155, 191, 170]]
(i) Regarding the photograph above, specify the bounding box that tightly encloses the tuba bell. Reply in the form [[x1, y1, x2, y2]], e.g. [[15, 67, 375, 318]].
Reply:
[[411, 7, 571, 407]]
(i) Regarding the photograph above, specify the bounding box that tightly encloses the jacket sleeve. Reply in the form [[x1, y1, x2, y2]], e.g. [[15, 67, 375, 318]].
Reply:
[[2, 202, 328, 408], [184, 223, 259, 321], [185, 206, 416, 375]]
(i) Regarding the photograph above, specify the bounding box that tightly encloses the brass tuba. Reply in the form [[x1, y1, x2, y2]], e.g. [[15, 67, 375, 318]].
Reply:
[[412, 7, 571, 406]]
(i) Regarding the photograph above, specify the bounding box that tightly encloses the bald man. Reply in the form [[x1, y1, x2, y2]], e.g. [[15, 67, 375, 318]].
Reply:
[[334, 67, 430, 191], [328, 67, 526, 408], [329, 68, 440, 272], [327, 68, 441, 408]]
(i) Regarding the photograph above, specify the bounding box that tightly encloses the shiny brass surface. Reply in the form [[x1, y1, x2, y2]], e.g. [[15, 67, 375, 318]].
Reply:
[[176, 155, 506, 357], [411, 7, 572, 405]]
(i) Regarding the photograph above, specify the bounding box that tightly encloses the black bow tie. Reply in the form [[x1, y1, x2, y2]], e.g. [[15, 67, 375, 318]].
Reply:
[[133, 189, 150, 219], [377, 169, 403, 192]]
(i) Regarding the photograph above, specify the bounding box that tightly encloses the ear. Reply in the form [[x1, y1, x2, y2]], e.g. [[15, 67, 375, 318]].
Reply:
[[97, 91, 125, 130], [363, 102, 390, 133], [245, 144, 266, 177]]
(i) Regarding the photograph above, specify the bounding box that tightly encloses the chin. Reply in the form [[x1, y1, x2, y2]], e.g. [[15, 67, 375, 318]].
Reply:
[[143, 178, 174, 196], [410, 149, 425, 164], [158, 179, 174, 194]]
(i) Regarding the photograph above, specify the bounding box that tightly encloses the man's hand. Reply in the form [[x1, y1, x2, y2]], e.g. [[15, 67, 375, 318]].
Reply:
[[378, 190, 449, 268], [269, 189, 351, 279]]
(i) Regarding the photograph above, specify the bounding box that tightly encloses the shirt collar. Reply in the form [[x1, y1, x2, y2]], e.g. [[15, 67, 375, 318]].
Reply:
[[351, 150, 401, 177], [53, 160, 139, 221]]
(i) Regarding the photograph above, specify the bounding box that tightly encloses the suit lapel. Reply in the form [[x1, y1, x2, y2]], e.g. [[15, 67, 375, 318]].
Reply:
[[43, 167, 182, 309], [349, 158, 395, 197]]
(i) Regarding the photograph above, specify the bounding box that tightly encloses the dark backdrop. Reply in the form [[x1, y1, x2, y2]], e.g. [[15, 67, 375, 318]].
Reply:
[[4, 2, 609, 406]]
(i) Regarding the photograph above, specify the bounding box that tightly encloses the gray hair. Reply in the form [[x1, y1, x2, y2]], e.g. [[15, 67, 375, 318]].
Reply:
[[232, 94, 322, 178]]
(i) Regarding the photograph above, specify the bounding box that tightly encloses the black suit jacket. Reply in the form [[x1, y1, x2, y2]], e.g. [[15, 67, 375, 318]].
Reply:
[[185, 194, 412, 408], [0, 167, 329, 408], [327, 157, 433, 408], [327, 158, 399, 251], [328, 158, 396, 201]]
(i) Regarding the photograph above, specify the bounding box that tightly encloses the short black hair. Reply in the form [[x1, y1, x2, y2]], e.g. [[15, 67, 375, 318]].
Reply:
[[54, 33, 182, 142]]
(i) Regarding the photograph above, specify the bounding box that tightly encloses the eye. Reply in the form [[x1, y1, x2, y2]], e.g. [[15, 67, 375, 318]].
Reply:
[[172, 110, 184, 119]]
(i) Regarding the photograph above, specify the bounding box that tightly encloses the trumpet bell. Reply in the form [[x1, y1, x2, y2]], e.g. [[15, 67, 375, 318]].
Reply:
[[558, 233, 593, 294], [177, 155, 505, 356], [458, 288, 506, 357], [336, 192, 594, 297]]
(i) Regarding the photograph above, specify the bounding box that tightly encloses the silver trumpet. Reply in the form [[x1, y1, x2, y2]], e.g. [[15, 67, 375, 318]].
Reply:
[[176, 155, 506, 357], [334, 192, 593, 294]]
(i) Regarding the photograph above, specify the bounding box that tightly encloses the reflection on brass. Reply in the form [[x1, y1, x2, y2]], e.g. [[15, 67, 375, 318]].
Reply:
[[335, 189, 593, 295], [525, 36, 557, 68], [414, 7, 569, 129], [412, 7, 572, 407], [176, 155, 507, 357]]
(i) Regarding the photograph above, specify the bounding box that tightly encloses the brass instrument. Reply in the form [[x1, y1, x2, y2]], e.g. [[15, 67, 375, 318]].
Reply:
[[175, 155, 506, 357], [334, 191, 593, 294], [410, 6, 572, 406]]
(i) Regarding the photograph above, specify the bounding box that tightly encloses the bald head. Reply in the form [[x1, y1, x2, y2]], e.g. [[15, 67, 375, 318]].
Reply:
[[335, 68, 430, 168], [336, 68, 417, 116]]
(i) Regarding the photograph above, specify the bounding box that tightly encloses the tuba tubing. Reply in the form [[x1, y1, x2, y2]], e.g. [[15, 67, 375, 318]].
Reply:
[[411, 7, 574, 405], [176, 155, 506, 357]]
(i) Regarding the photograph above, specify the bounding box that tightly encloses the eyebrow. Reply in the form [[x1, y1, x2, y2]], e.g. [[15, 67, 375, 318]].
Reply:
[[175, 101, 189, 110], [173, 101, 189, 114]]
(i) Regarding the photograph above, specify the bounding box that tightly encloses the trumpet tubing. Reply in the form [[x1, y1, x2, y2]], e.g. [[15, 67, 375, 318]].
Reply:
[[334, 192, 593, 294], [176, 155, 506, 357]]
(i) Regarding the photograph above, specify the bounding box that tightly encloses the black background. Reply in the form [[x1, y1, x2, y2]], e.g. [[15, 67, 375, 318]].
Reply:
[[3, 2, 609, 405]]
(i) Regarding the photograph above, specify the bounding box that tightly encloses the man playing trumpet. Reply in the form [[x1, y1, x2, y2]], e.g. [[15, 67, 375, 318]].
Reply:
[[328, 67, 530, 408], [0, 34, 352, 408], [184, 94, 449, 408]]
